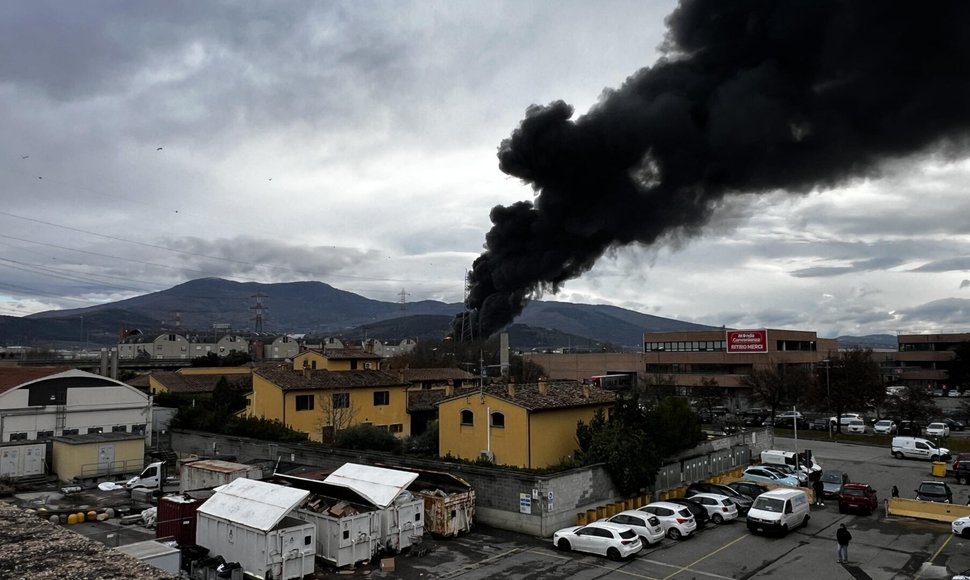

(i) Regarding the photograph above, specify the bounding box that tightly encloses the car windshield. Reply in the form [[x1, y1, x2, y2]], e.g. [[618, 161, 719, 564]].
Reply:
[[919, 484, 944, 494], [752, 497, 784, 512], [822, 472, 843, 483], [929, 423, 944, 429], [876, 420, 891, 426], [722, 498, 734, 506], [618, 529, 637, 539]]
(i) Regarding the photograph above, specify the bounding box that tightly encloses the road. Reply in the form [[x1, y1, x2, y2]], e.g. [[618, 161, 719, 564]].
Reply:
[[386, 437, 970, 580]]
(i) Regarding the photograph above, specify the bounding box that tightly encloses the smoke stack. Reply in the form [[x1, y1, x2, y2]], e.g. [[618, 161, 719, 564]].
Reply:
[[462, 0, 970, 337]]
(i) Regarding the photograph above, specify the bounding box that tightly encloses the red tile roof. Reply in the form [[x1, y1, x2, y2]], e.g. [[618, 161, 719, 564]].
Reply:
[[303, 348, 381, 360], [0, 366, 73, 395], [150, 371, 251, 394], [255, 367, 407, 391], [437, 380, 616, 411]]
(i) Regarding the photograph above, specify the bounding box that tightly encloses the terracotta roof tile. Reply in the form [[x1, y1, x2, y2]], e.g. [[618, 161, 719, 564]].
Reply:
[[437, 380, 616, 411], [304, 348, 381, 360], [255, 367, 407, 391], [0, 366, 74, 395], [396, 367, 476, 382], [151, 371, 251, 394]]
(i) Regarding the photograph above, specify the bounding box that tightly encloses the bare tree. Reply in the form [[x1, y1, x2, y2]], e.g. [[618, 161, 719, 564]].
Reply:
[[316, 391, 358, 443]]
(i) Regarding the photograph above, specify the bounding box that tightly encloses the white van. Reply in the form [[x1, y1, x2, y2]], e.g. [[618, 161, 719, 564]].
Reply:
[[760, 449, 822, 476], [745, 488, 810, 535], [891, 436, 950, 461]]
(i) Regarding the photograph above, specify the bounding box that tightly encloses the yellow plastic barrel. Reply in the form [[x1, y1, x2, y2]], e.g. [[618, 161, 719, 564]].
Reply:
[[931, 462, 946, 477]]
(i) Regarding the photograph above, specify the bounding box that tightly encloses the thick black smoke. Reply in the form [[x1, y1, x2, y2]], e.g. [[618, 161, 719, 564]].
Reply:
[[460, 0, 970, 338]]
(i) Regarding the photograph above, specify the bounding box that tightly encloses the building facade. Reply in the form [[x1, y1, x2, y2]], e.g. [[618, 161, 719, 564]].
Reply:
[[436, 380, 615, 469], [888, 332, 970, 391]]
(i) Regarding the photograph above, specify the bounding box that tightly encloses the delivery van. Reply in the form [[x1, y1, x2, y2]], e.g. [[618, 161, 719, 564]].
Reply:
[[760, 449, 822, 476], [745, 488, 810, 536], [891, 436, 950, 461]]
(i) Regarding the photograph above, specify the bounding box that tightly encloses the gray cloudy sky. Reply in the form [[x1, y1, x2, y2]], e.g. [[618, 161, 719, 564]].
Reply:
[[2, 0, 970, 338]]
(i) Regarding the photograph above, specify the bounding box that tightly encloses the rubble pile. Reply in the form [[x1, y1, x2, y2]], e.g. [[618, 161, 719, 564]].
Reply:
[[301, 494, 361, 517], [0, 500, 178, 580]]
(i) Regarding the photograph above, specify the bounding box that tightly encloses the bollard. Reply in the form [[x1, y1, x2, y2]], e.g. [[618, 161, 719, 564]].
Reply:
[[596, 506, 606, 520], [577, 512, 588, 526], [587, 508, 597, 523]]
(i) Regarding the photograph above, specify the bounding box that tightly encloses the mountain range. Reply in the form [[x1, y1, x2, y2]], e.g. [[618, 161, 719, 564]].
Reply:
[[0, 278, 896, 351]]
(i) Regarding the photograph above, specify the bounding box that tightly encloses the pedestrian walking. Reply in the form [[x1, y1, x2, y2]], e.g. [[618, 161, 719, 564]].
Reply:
[[891, 485, 899, 498], [836, 523, 852, 563], [813, 476, 825, 507]]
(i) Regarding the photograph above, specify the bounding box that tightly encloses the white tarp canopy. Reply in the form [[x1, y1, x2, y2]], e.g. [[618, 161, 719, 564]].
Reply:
[[198, 477, 309, 532], [323, 463, 418, 508]]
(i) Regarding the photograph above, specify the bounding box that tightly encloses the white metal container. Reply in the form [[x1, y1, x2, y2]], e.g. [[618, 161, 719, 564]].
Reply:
[[380, 491, 425, 552], [180, 459, 261, 493], [295, 502, 381, 567], [0, 443, 46, 478], [115, 538, 181, 574], [196, 478, 315, 580]]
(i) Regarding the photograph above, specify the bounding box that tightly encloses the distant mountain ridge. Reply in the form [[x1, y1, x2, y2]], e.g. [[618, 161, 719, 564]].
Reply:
[[2, 278, 715, 349]]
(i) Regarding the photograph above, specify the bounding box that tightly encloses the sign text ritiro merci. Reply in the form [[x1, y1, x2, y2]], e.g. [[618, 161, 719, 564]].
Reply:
[[726, 329, 768, 353]]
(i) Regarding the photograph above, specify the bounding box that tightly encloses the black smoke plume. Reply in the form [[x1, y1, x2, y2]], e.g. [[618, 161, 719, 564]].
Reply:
[[459, 0, 970, 338]]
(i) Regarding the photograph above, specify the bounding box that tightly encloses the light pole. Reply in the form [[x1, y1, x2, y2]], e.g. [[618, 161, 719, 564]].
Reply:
[[821, 359, 832, 439]]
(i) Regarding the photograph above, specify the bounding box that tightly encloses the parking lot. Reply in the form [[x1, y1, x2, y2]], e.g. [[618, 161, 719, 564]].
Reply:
[[378, 437, 970, 580]]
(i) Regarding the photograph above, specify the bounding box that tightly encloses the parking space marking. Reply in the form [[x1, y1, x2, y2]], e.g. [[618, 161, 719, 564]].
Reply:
[[523, 549, 661, 579], [656, 534, 749, 580], [913, 533, 954, 580]]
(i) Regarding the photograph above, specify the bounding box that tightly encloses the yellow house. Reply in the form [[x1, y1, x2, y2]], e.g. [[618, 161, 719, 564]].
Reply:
[[250, 366, 410, 442], [292, 348, 382, 371], [436, 380, 616, 469]]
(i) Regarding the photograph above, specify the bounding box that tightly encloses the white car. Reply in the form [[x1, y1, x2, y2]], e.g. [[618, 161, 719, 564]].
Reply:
[[552, 521, 642, 560], [874, 420, 897, 434], [846, 419, 866, 434], [830, 413, 863, 426], [953, 515, 970, 538], [926, 422, 950, 437], [638, 501, 698, 540], [687, 493, 739, 524], [762, 465, 808, 486], [602, 510, 666, 546]]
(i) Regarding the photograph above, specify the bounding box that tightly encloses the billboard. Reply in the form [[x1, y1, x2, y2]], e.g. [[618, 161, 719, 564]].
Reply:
[[726, 329, 768, 353]]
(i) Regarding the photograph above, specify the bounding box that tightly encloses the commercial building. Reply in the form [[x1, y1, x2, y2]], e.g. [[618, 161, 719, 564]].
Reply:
[[888, 332, 970, 391]]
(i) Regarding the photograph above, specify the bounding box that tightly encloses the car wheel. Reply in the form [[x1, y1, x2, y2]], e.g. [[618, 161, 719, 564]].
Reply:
[[892, 451, 903, 459], [781, 524, 789, 535], [640, 535, 651, 547], [668, 528, 681, 540], [802, 515, 809, 528], [930, 454, 939, 462], [607, 547, 621, 561], [557, 539, 571, 552], [963, 529, 970, 539], [712, 513, 724, 524]]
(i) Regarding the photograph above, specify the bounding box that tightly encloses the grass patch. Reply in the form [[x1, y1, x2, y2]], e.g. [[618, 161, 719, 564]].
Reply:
[[773, 428, 970, 454]]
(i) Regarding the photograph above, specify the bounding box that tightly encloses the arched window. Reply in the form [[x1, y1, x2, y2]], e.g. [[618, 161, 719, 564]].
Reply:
[[490, 411, 505, 428], [460, 409, 474, 426]]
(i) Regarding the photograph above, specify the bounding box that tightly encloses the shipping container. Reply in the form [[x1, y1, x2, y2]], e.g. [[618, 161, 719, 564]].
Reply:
[[156, 495, 201, 545], [0, 442, 46, 479], [180, 459, 261, 493], [196, 478, 315, 580]]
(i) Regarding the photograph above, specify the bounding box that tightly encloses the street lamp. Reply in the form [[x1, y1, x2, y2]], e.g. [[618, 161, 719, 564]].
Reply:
[[821, 359, 832, 439]]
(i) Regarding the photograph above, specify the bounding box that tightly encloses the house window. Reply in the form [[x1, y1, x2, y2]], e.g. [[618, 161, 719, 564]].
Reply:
[[9, 432, 28, 441], [491, 412, 505, 428], [311, 360, 317, 369], [364, 362, 374, 370], [296, 395, 314, 411], [389, 424, 403, 433], [87, 427, 103, 434], [373, 391, 390, 406], [62, 428, 79, 436], [332, 393, 350, 409], [131, 424, 146, 434], [111, 425, 127, 433], [460, 410, 474, 426], [36, 430, 54, 440], [350, 360, 358, 370]]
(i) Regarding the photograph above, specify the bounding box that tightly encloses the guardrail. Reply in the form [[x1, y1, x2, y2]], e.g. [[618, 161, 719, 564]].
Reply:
[[887, 497, 970, 523]]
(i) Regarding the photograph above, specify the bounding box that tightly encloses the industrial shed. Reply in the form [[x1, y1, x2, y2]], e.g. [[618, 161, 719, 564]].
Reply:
[[196, 477, 315, 580], [52, 432, 145, 482]]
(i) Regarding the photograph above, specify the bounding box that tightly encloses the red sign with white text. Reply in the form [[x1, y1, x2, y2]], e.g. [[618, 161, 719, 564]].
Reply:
[[726, 329, 768, 353]]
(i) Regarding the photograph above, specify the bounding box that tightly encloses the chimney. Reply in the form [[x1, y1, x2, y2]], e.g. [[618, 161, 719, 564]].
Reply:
[[303, 366, 311, 380], [507, 383, 515, 398], [537, 379, 548, 396], [582, 383, 591, 399], [445, 382, 454, 397]]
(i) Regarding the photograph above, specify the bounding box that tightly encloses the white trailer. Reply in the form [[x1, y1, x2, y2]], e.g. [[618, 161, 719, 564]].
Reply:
[[196, 478, 315, 580]]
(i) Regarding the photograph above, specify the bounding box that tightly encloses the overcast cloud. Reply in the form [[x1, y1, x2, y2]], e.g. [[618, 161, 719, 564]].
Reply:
[[2, 0, 970, 339]]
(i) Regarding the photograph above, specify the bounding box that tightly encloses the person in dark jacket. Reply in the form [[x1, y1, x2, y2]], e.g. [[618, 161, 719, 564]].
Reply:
[[891, 485, 899, 498], [836, 523, 852, 563], [813, 476, 825, 507]]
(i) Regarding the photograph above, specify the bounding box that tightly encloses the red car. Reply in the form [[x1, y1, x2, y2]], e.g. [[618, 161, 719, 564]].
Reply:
[[838, 483, 878, 515]]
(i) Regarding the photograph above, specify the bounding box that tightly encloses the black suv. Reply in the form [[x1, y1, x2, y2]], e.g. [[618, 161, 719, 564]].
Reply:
[[953, 453, 970, 485], [727, 481, 769, 500], [685, 482, 753, 515], [898, 420, 922, 436]]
